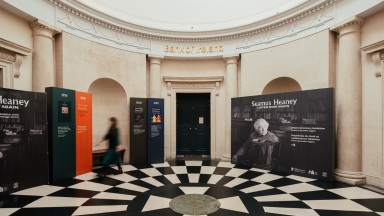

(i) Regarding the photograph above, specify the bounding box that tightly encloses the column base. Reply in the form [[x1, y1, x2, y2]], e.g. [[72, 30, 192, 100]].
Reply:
[[221, 153, 231, 162], [335, 169, 366, 185]]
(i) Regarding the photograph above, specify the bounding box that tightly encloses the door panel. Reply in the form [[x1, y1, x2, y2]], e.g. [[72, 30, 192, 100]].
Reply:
[[177, 93, 210, 155]]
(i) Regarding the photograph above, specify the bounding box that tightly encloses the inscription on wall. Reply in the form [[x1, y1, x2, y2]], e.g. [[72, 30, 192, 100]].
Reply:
[[164, 45, 224, 54]]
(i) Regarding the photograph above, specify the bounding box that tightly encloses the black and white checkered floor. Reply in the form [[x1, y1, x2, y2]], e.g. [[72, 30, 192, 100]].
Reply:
[[1, 160, 384, 216]]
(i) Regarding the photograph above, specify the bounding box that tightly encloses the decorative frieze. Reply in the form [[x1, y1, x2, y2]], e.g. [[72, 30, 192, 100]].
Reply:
[[46, 0, 338, 43], [163, 76, 224, 96]]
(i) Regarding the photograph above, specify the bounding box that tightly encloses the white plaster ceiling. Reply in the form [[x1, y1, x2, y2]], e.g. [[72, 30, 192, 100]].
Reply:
[[76, 0, 308, 32]]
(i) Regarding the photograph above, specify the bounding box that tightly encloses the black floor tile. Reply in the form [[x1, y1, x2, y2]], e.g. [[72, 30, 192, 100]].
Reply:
[[50, 178, 84, 187], [292, 190, 346, 200], [215, 176, 235, 186], [352, 198, 384, 212], [126, 170, 150, 179], [90, 176, 125, 186], [48, 188, 100, 198], [155, 167, 175, 175], [153, 175, 174, 185], [249, 188, 286, 197], [129, 180, 157, 190], [11, 207, 77, 216], [259, 200, 311, 208], [198, 174, 212, 184], [0, 195, 41, 208], [239, 170, 264, 179], [232, 180, 259, 190], [265, 178, 301, 187], [186, 166, 201, 173], [176, 174, 189, 183], [314, 210, 381, 216], [213, 167, 231, 175], [82, 198, 131, 206]]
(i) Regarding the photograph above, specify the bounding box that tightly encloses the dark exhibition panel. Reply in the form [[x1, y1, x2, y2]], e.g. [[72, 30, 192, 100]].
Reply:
[[130, 98, 164, 165], [0, 88, 48, 196], [231, 88, 334, 181], [46, 87, 76, 183], [130, 98, 148, 165]]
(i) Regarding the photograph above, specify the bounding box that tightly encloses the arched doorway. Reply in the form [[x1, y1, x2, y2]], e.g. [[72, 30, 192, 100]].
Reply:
[[89, 78, 129, 162], [262, 77, 302, 95]]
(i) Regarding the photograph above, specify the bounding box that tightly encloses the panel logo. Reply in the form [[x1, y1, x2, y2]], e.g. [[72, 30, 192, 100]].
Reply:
[[61, 93, 68, 98], [80, 96, 87, 100]]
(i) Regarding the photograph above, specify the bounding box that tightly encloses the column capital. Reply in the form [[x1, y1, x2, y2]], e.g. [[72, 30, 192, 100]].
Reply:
[[372, 50, 384, 77], [30, 20, 61, 38], [223, 54, 239, 65], [148, 55, 164, 65], [331, 16, 364, 36]]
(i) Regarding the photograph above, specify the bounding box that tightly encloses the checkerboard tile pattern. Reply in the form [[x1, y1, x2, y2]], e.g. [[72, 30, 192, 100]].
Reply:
[[1, 160, 384, 216]]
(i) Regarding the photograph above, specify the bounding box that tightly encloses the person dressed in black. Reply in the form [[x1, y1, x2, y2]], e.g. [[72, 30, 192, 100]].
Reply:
[[96, 117, 123, 176]]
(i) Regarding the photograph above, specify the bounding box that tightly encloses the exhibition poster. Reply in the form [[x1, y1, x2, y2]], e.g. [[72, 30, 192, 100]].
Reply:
[[0, 88, 48, 195], [231, 88, 334, 181]]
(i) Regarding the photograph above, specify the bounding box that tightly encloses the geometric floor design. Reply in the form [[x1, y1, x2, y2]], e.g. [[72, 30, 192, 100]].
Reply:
[[1, 160, 384, 216]]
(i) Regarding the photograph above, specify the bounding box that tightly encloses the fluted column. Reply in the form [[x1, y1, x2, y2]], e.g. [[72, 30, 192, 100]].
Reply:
[[30, 20, 60, 92], [332, 17, 365, 184], [148, 55, 164, 98], [222, 55, 239, 161]]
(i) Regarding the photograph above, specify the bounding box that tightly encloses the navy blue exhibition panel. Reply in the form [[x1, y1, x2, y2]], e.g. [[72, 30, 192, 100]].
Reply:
[[147, 98, 164, 164]]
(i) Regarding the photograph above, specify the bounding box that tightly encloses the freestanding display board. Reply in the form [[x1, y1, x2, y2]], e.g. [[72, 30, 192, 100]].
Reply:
[[0, 88, 48, 195], [130, 98, 148, 165], [231, 88, 334, 181], [147, 98, 164, 164], [46, 87, 76, 183], [75, 91, 92, 175]]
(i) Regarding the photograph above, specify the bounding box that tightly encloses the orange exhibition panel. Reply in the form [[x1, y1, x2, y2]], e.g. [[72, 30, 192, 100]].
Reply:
[[75, 91, 92, 175]]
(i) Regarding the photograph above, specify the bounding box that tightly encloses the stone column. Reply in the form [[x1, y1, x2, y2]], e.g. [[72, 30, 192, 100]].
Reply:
[[332, 17, 366, 184], [30, 20, 61, 92], [148, 55, 164, 98], [222, 55, 239, 161]]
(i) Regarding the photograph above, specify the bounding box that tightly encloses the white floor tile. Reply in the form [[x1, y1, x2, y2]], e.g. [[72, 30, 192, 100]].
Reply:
[[264, 207, 320, 216], [217, 161, 235, 168], [121, 164, 138, 172], [75, 172, 99, 181], [240, 183, 273, 193], [25, 196, 88, 207], [116, 182, 149, 192], [303, 199, 372, 211], [255, 194, 299, 202], [250, 167, 269, 173], [69, 181, 112, 192], [141, 177, 164, 187], [179, 186, 210, 194], [172, 166, 188, 174], [151, 162, 170, 167], [377, 212, 384, 216], [278, 183, 323, 194], [252, 173, 282, 183], [72, 205, 128, 215], [286, 175, 316, 183], [12, 185, 64, 196], [185, 161, 202, 166], [207, 174, 223, 185], [107, 173, 138, 182], [224, 178, 248, 188], [140, 168, 163, 177], [225, 168, 247, 178], [142, 195, 171, 212], [0, 208, 20, 216], [92, 191, 135, 200], [219, 196, 248, 213], [328, 187, 384, 199], [164, 174, 182, 184], [200, 166, 216, 175], [188, 174, 200, 183]]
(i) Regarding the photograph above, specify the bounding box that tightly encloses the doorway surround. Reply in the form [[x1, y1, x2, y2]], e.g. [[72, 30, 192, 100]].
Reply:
[[163, 76, 224, 160]]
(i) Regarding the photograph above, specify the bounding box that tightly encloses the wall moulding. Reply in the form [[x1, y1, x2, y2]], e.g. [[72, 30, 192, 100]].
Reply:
[[0, 39, 33, 78], [46, 0, 337, 43], [163, 76, 224, 96]]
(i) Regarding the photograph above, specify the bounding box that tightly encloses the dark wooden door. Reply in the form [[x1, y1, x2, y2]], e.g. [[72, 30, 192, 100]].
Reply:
[[177, 93, 210, 155]]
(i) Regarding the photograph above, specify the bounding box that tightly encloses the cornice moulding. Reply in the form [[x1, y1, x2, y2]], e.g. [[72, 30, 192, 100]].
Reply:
[[163, 76, 224, 83], [48, 0, 337, 42], [0, 38, 33, 56]]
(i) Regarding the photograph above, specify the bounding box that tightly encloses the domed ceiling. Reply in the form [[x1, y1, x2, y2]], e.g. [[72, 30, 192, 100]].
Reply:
[[77, 0, 308, 32]]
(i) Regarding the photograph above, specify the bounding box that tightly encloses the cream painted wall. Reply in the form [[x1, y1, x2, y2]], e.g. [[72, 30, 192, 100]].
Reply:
[[240, 30, 335, 96], [57, 32, 147, 162], [160, 59, 227, 159], [0, 7, 33, 90], [361, 10, 384, 188]]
